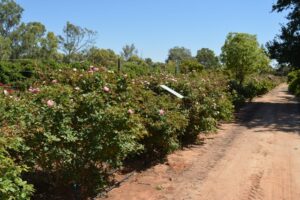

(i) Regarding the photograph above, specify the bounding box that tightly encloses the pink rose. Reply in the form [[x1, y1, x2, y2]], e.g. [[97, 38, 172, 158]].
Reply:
[[103, 86, 110, 92], [92, 67, 99, 72], [47, 100, 55, 107], [51, 79, 58, 84], [159, 109, 165, 116], [88, 66, 100, 72], [128, 109, 134, 114], [29, 87, 40, 94]]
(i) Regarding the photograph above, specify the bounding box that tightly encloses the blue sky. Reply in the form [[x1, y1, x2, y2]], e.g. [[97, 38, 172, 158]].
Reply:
[[16, 0, 287, 62]]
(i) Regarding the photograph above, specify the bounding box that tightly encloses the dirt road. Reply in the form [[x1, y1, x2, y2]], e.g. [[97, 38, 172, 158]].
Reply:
[[103, 83, 300, 200]]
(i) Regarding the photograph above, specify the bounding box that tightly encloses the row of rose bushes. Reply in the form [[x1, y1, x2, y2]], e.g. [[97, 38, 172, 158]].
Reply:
[[0, 67, 281, 199], [229, 75, 282, 107]]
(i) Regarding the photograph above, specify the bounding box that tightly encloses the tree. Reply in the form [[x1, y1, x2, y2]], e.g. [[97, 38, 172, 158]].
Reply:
[[0, 36, 11, 59], [10, 22, 46, 58], [180, 59, 203, 73], [166, 46, 192, 63], [196, 48, 220, 69], [267, 0, 300, 69], [59, 21, 97, 62], [86, 47, 118, 67], [40, 32, 59, 60], [221, 33, 270, 84], [121, 44, 138, 61], [144, 58, 153, 66], [0, 0, 23, 37]]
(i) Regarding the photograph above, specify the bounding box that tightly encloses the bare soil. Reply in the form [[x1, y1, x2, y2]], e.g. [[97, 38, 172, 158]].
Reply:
[[100, 83, 300, 200]]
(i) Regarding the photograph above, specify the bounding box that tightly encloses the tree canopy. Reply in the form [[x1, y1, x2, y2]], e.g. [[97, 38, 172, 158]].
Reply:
[[59, 21, 97, 62], [196, 48, 220, 69], [267, 0, 300, 69], [121, 44, 138, 61], [166, 46, 192, 63], [0, 0, 23, 37], [221, 33, 270, 84]]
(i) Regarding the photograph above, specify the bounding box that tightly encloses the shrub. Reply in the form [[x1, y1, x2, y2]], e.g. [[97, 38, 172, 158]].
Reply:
[[0, 65, 282, 198], [288, 70, 300, 96], [11, 76, 146, 196], [229, 75, 281, 106], [0, 131, 34, 200]]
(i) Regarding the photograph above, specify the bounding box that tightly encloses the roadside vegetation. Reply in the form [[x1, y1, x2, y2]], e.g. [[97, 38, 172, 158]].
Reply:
[[0, 0, 292, 199]]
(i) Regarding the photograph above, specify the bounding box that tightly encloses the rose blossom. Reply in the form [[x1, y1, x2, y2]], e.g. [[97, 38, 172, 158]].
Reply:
[[46, 100, 55, 107], [128, 109, 134, 114], [159, 109, 165, 116], [51, 79, 58, 84], [28, 87, 40, 94], [92, 67, 99, 72], [88, 66, 99, 73]]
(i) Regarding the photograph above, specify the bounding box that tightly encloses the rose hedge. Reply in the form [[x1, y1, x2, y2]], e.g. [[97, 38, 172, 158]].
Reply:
[[0, 68, 281, 198]]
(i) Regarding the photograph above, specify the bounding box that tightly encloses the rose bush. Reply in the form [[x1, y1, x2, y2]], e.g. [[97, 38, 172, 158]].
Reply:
[[0, 66, 282, 198]]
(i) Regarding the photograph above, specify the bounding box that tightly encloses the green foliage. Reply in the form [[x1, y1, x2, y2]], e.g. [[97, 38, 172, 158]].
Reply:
[[196, 48, 220, 69], [11, 22, 47, 59], [288, 70, 300, 96], [166, 46, 192, 63], [0, 0, 23, 37], [229, 75, 282, 106], [0, 61, 37, 90], [40, 32, 59, 60], [121, 44, 138, 61], [267, 0, 300, 69], [0, 133, 34, 200], [86, 47, 118, 67], [0, 63, 281, 198], [287, 70, 299, 83], [0, 36, 11, 60], [59, 21, 97, 62], [180, 59, 203, 73], [221, 33, 271, 84]]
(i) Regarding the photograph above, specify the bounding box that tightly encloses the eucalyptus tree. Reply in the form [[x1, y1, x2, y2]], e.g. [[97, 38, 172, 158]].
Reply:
[[59, 21, 97, 62]]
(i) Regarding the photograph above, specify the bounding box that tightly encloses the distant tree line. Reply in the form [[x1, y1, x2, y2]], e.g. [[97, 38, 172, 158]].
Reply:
[[0, 0, 274, 83]]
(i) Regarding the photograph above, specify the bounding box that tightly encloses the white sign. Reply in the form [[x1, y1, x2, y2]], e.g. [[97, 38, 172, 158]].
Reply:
[[160, 85, 184, 99]]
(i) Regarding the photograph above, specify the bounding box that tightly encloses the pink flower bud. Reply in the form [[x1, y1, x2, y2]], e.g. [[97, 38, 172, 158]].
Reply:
[[51, 79, 58, 84], [103, 86, 110, 92]]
